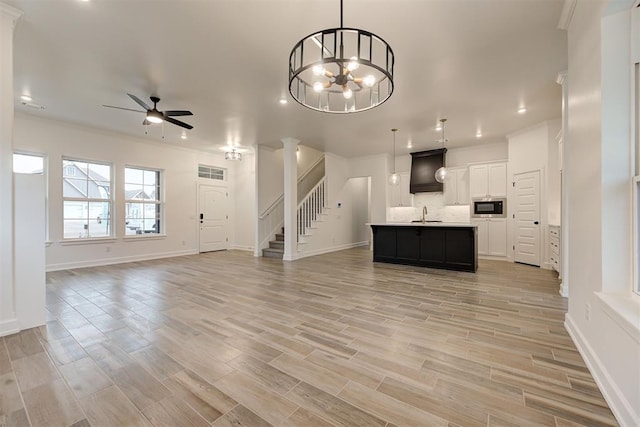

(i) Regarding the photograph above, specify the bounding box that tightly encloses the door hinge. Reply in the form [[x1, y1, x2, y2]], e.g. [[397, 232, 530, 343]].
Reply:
[[513, 245, 515, 250], [513, 214, 515, 219], [226, 215, 228, 219], [226, 238, 228, 242], [512, 182, 515, 187]]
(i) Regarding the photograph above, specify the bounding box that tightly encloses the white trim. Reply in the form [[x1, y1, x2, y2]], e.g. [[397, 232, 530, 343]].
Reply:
[[595, 292, 640, 343], [557, 0, 577, 30], [231, 245, 254, 252], [0, 3, 23, 23], [565, 314, 640, 426], [0, 318, 19, 338], [59, 237, 117, 245], [46, 249, 197, 272], [295, 241, 369, 260], [122, 234, 167, 241]]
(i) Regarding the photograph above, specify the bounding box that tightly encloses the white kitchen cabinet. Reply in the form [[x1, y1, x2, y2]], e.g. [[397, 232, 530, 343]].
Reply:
[[469, 162, 507, 198], [444, 167, 469, 206], [549, 225, 561, 274], [390, 172, 413, 207], [472, 218, 507, 257]]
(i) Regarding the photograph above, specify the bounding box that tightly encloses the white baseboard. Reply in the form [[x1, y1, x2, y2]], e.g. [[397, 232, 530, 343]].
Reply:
[[296, 241, 369, 260], [46, 249, 198, 272], [0, 318, 19, 337], [559, 280, 568, 297], [231, 245, 254, 252], [565, 314, 639, 426]]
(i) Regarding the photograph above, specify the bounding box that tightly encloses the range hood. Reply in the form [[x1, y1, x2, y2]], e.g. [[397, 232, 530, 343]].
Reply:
[[410, 148, 447, 193]]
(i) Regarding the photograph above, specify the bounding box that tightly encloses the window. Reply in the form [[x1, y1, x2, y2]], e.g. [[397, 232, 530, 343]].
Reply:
[[62, 159, 112, 239], [198, 164, 225, 181], [124, 167, 162, 236], [13, 153, 44, 174]]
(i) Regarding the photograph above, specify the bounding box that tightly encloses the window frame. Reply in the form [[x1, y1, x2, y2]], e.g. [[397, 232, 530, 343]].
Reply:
[[61, 157, 114, 241], [123, 165, 164, 237]]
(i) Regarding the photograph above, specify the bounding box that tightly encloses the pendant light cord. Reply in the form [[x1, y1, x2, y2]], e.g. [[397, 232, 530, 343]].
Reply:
[[392, 128, 398, 174], [340, 0, 343, 28]]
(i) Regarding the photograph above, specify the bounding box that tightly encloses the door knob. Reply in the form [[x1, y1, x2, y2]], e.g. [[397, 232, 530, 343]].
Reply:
[[534, 221, 539, 225]]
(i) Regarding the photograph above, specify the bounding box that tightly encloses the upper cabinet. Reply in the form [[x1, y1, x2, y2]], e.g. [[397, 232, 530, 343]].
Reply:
[[390, 172, 413, 207], [444, 167, 469, 206], [469, 162, 507, 198]]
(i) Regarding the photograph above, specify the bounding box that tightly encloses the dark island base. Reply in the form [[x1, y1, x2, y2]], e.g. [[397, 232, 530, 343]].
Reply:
[[371, 225, 478, 272]]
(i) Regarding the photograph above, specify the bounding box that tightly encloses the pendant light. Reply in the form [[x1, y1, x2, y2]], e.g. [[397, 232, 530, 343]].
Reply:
[[434, 119, 448, 183], [388, 128, 400, 186]]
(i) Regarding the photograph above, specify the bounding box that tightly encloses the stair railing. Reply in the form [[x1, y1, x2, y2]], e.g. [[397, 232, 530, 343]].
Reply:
[[297, 178, 326, 241]]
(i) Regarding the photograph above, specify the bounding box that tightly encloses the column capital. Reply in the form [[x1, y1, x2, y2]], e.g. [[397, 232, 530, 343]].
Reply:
[[281, 138, 300, 149], [0, 3, 23, 25], [556, 71, 567, 85]]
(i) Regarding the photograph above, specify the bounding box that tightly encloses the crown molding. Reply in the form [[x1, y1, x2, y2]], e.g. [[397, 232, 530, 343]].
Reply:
[[558, 0, 577, 30], [0, 2, 23, 23]]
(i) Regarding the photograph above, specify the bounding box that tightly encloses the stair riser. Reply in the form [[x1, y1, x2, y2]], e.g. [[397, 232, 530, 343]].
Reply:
[[269, 241, 284, 250], [262, 249, 284, 259], [275, 234, 284, 241]]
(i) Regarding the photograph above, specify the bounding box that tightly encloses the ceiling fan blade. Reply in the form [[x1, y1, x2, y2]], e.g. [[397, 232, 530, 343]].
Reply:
[[127, 93, 151, 110], [165, 116, 193, 130], [164, 110, 193, 117], [103, 104, 145, 113]]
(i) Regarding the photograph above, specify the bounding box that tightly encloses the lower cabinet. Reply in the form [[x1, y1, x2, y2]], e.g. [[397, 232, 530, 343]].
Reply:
[[472, 218, 507, 257], [371, 225, 477, 272]]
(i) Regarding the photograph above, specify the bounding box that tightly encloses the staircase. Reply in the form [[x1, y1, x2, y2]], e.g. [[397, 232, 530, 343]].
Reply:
[[262, 228, 284, 259]]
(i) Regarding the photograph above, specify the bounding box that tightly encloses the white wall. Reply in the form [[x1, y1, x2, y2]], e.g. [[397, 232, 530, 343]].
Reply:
[[231, 150, 255, 251], [297, 153, 369, 257], [349, 153, 388, 223], [13, 113, 251, 270], [394, 142, 508, 174], [257, 145, 283, 215], [564, 2, 640, 425], [547, 124, 562, 226], [507, 120, 561, 266]]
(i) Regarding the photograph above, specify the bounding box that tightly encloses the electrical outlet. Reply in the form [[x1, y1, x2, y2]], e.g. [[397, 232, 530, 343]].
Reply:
[[585, 303, 591, 320]]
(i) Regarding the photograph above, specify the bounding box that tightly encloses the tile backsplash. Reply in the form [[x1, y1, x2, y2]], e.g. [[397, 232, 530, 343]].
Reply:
[[389, 192, 470, 223]]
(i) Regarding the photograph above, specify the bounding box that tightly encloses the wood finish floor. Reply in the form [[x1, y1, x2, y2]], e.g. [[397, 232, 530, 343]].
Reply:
[[0, 248, 618, 427]]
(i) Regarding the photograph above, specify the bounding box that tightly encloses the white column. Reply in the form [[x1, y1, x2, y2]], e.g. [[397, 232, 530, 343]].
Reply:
[[0, 3, 23, 336], [281, 138, 299, 261]]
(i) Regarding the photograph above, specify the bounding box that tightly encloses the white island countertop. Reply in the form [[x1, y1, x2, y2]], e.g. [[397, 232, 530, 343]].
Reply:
[[367, 222, 477, 228]]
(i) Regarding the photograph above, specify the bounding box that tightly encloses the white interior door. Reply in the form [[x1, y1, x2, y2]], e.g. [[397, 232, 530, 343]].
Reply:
[[514, 170, 541, 266], [199, 184, 229, 252]]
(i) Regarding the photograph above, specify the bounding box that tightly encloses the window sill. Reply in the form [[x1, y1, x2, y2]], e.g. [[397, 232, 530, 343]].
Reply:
[[59, 237, 117, 246], [595, 292, 640, 344], [123, 234, 167, 241]]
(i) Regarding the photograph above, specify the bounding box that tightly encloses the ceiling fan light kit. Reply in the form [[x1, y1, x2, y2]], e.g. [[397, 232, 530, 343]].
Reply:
[[288, 0, 394, 113], [103, 94, 194, 130]]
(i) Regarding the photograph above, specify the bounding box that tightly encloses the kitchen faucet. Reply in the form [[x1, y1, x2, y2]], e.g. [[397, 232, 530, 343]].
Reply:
[[422, 206, 427, 223]]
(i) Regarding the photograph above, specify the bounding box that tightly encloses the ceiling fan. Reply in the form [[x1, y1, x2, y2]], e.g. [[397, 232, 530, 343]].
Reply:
[[103, 94, 194, 130]]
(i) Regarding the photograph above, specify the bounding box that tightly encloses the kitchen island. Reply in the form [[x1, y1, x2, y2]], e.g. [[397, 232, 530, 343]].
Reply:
[[369, 222, 478, 272]]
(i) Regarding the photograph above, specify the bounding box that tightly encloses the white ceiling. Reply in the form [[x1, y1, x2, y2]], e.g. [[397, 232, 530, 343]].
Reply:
[[8, 0, 567, 158]]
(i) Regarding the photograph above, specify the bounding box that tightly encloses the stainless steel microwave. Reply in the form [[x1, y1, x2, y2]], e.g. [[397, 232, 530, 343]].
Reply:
[[471, 198, 506, 218]]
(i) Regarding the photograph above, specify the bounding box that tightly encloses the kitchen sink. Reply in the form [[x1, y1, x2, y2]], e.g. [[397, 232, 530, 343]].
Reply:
[[411, 220, 443, 223]]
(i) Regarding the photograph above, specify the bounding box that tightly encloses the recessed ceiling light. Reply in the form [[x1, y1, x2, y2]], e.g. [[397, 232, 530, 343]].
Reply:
[[476, 131, 482, 138], [279, 99, 288, 105], [407, 141, 412, 148], [435, 124, 442, 131], [20, 95, 32, 102], [181, 132, 187, 140], [518, 106, 527, 114]]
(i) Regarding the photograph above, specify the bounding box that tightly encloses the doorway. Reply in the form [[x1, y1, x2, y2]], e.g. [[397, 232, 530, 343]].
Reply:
[[198, 184, 229, 252], [514, 170, 541, 266]]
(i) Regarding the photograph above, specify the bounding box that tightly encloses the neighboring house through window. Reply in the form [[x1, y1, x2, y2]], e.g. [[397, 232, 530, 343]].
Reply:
[[62, 159, 112, 239], [124, 167, 162, 235]]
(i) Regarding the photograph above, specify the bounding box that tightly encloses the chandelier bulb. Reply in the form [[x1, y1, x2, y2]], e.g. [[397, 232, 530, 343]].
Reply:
[[347, 56, 359, 72], [342, 87, 353, 99], [313, 65, 325, 76], [313, 82, 324, 93]]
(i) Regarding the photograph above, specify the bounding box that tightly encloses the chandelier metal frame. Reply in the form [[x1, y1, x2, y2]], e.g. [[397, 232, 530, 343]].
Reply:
[[288, 0, 395, 113]]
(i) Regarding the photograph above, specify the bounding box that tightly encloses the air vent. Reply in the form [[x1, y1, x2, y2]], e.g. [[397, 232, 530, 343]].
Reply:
[[198, 165, 225, 181]]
